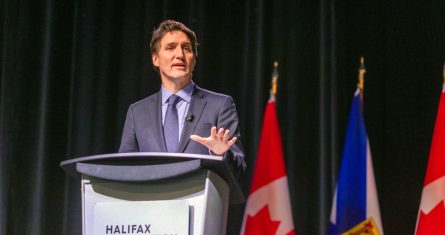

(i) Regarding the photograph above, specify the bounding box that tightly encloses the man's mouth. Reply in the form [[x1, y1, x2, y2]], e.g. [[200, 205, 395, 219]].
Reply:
[[172, 63, 186, 68]]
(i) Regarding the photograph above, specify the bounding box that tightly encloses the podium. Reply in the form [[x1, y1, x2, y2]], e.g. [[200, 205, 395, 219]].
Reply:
[[60, 152, 244, 235]]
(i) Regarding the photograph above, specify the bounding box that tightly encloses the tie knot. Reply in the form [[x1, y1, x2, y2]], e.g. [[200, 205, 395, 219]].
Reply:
[[167, 94, 181, 106]]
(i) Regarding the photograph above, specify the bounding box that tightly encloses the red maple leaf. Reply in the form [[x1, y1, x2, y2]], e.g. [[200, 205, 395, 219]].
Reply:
[[286, 229, 296, 235], [245, 205, 281, 235], [416, 200, 445, 235]]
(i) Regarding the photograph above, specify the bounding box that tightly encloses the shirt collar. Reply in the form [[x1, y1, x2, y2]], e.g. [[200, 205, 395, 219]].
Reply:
[[161, 81, 194, 104]]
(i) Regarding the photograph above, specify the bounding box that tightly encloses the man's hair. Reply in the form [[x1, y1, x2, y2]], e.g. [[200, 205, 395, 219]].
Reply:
[[150, 20, 198, 57]]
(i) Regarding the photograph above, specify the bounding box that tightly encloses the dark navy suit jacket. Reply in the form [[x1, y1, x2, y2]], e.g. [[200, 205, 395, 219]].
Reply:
[[119, 85, 246, 171]]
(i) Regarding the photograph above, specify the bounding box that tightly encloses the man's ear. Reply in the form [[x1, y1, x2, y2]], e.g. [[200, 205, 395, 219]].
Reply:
[[152, 53, 159, 67]]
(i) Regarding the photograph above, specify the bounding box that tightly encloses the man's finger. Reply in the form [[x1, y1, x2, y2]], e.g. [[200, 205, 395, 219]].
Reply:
[[223, 129, 230, 142], [217, 128, 224, 139], [190, 135, 207, 145], [228, 136, 237, 145], [210, 127, 217, 139]]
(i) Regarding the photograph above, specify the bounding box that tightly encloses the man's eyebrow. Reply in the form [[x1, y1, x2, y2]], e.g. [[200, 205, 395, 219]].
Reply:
[[165, 42, 177, 47]]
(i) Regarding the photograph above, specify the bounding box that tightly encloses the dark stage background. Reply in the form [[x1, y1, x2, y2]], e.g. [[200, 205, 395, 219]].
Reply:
[[1, 0, 444, 234]]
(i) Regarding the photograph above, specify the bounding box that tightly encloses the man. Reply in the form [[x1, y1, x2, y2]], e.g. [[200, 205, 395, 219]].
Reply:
[[119, 19, 246, 171]]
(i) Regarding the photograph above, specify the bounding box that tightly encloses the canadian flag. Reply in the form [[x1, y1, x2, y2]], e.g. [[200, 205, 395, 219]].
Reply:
[[240, 99, 295, 235], [415, 85, 445, 234]]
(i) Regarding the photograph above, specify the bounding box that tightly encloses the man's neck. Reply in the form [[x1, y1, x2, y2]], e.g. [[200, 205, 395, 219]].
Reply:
[[161, 78, 192, 93]]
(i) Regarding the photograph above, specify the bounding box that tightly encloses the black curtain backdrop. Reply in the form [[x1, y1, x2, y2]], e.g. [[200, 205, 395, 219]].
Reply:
[[1, 0, 444, 234]]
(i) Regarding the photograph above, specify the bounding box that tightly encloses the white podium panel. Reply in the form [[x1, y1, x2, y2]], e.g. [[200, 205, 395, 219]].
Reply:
[[82, 170, 229, 235], [93, 201, 189, 234]]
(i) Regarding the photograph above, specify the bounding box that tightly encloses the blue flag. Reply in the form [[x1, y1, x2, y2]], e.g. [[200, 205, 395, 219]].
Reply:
[[328, 89, 384, 235]]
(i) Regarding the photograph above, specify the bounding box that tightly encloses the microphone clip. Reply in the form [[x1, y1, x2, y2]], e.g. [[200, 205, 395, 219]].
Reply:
[[185, 114, 194, 122]]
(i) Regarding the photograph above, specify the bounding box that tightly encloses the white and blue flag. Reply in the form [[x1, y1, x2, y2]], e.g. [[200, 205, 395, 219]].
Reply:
[[328, 89, 384, 235]]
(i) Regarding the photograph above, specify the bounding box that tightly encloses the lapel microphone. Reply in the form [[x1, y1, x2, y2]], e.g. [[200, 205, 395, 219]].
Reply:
[[185, 114, 194, 122]]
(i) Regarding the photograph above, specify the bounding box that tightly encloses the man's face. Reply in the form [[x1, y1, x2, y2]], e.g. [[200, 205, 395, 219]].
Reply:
[[152, 31, 196, 84]]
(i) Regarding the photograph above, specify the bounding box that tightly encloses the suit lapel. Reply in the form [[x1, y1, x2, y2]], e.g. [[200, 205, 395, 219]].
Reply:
[[146, 92, 167, 152], [178, 86, 207, 152]]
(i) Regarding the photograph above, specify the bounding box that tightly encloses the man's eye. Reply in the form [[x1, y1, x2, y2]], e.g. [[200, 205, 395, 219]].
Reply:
[[184, 46, 192, 52], [166, 46, 174, 50]]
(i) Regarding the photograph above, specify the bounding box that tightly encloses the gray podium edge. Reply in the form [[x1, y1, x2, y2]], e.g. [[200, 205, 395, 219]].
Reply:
[[60, 152, 245, 205]]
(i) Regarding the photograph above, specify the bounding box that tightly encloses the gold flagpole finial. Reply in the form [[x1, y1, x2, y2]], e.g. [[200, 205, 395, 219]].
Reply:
[[358, 56, 366, 93], [271, 61, 279, 99]]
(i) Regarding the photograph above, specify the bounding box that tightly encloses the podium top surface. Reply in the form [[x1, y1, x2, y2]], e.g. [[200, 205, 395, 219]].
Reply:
[[60, 152, 244, 204]]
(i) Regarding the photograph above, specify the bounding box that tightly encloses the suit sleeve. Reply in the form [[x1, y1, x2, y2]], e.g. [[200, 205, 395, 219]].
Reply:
[[218, 96, 247, 173], [118, 105, 140, 152]]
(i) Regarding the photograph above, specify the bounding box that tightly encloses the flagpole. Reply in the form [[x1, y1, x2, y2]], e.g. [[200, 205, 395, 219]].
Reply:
[[358, 57, 366, 92], [270, 61, 279, 101], [358, 57, 366, 104]]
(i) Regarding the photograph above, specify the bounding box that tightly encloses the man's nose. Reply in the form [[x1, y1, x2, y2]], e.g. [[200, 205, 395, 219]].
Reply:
[[174, 47, 184, 58]]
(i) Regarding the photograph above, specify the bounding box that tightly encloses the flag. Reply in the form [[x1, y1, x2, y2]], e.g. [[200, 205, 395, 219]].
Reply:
[[342, 217, 380, 235], [240, 98, 295, 235], [415, 84, 445, 234], [328, 89, 384, 235]]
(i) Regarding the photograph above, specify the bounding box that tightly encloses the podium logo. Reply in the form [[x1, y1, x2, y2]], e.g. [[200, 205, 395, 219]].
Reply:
[[106, 224, 151, 234]]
